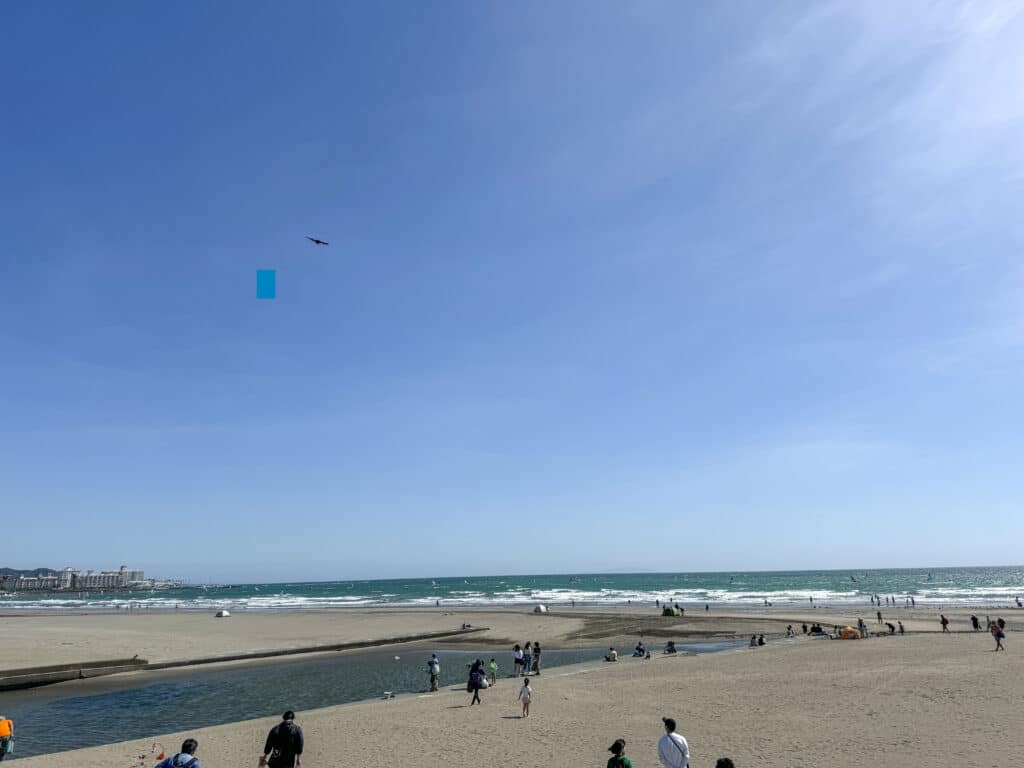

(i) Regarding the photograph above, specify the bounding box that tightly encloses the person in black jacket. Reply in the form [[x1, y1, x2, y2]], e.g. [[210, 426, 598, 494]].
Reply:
[[260, 711, 304, 768]]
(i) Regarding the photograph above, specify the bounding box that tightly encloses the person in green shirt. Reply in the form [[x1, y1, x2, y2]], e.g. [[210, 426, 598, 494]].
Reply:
[[607, 738, 632, 768]]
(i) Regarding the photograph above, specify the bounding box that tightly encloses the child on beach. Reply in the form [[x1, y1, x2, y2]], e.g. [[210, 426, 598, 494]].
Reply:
[[488, 658, 498, 685], [518, 679, 532, 717]]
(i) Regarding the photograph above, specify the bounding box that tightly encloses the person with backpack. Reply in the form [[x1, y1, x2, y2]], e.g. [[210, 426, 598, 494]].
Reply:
[[607, 738, 633, 768], [0, 716, 13, 762], [260, 711, 303, 768], [469, 662, 485, 705], [155, 739, 200, 768]]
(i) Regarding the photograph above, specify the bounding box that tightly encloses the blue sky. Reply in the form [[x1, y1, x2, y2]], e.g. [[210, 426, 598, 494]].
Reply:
[[2, 1, 1022, 582]]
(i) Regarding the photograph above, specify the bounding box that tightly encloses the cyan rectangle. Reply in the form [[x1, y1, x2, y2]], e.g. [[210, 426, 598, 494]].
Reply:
[[256, 269, 276, 299]]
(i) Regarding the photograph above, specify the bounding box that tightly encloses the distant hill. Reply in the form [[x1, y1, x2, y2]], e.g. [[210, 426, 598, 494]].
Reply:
[[0, 567, 58, 578]]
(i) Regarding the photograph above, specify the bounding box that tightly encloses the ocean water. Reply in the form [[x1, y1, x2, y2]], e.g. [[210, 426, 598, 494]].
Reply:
[[1, 566, 1021, 611], [3, 642, 743, 757]]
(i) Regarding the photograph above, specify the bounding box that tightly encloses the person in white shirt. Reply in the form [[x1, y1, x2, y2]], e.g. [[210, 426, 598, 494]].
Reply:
[[658, 717, 689, 768]]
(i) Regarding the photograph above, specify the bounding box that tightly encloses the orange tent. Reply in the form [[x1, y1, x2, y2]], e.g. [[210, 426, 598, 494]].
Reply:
[[839, 626, 861, 640]]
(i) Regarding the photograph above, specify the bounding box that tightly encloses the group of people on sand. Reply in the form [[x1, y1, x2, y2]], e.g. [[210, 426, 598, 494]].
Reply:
[[512, 641, 542, 676], [606, 640, 680, 662], [943, 614, 1007, 649], [748, 634, 766, 647], [606, 716, 735, 768], [154, 711, 303, 768], [462, 656, 533, 715]]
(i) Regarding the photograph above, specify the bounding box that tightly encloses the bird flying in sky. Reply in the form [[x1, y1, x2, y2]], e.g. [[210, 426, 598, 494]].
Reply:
[[305, 236, 329, 246]]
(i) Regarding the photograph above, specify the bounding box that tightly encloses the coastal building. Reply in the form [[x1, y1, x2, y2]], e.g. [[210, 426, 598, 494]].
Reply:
[[10, 574, 59, 590], [5, 565, 149, 592]]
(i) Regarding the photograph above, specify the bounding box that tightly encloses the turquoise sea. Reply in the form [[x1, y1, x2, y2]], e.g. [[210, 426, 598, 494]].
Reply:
[[2, 566, 1021, 610]]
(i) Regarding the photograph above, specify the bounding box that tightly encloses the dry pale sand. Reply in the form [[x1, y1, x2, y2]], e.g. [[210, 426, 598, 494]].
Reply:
[[8, 609, 1022, 768]]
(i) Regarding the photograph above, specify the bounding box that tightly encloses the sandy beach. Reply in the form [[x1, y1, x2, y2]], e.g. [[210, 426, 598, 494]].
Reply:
[[4, 606, 1020, 767], [2, 604, 1013, 669]]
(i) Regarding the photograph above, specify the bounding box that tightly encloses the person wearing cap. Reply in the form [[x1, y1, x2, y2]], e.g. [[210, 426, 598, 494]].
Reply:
[[155, 739, 200, 768], [260, 711, 304, 768], [607, 738, 633, 768], [658, 717, 689, 768]]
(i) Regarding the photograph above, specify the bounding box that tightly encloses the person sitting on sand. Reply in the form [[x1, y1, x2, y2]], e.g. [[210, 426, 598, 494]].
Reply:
[[757, 635, 765, 647], [749, 635, 757, 647], [607, 739, 633, 768], [156, 738, 200, 768], [633, 642, 646, 657], [605, 647, 618, 662], [664, 640, 677, 654], [261, 712, 303, 768], [518, 678, 532, 717], [786, 625, 794, 638]]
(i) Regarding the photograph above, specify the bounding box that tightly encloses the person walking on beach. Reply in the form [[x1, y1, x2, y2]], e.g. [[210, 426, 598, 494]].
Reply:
[[518, 678, 532, 717], [898, 620, 905, 635], [877, 610, 883, 625], [469, 662, 485, 705], [991, 621, 1005, 651], [607, 739, 633, 768], [658, 717, 690, 768], [940, 614, 950, 633], [156, 739, 200, 768], [0, 716, 13, 762], [428, 653, 441, 691], [532, 642, 541, 674], [522, 641, 533, 675], [261, 711, 303, 768]]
